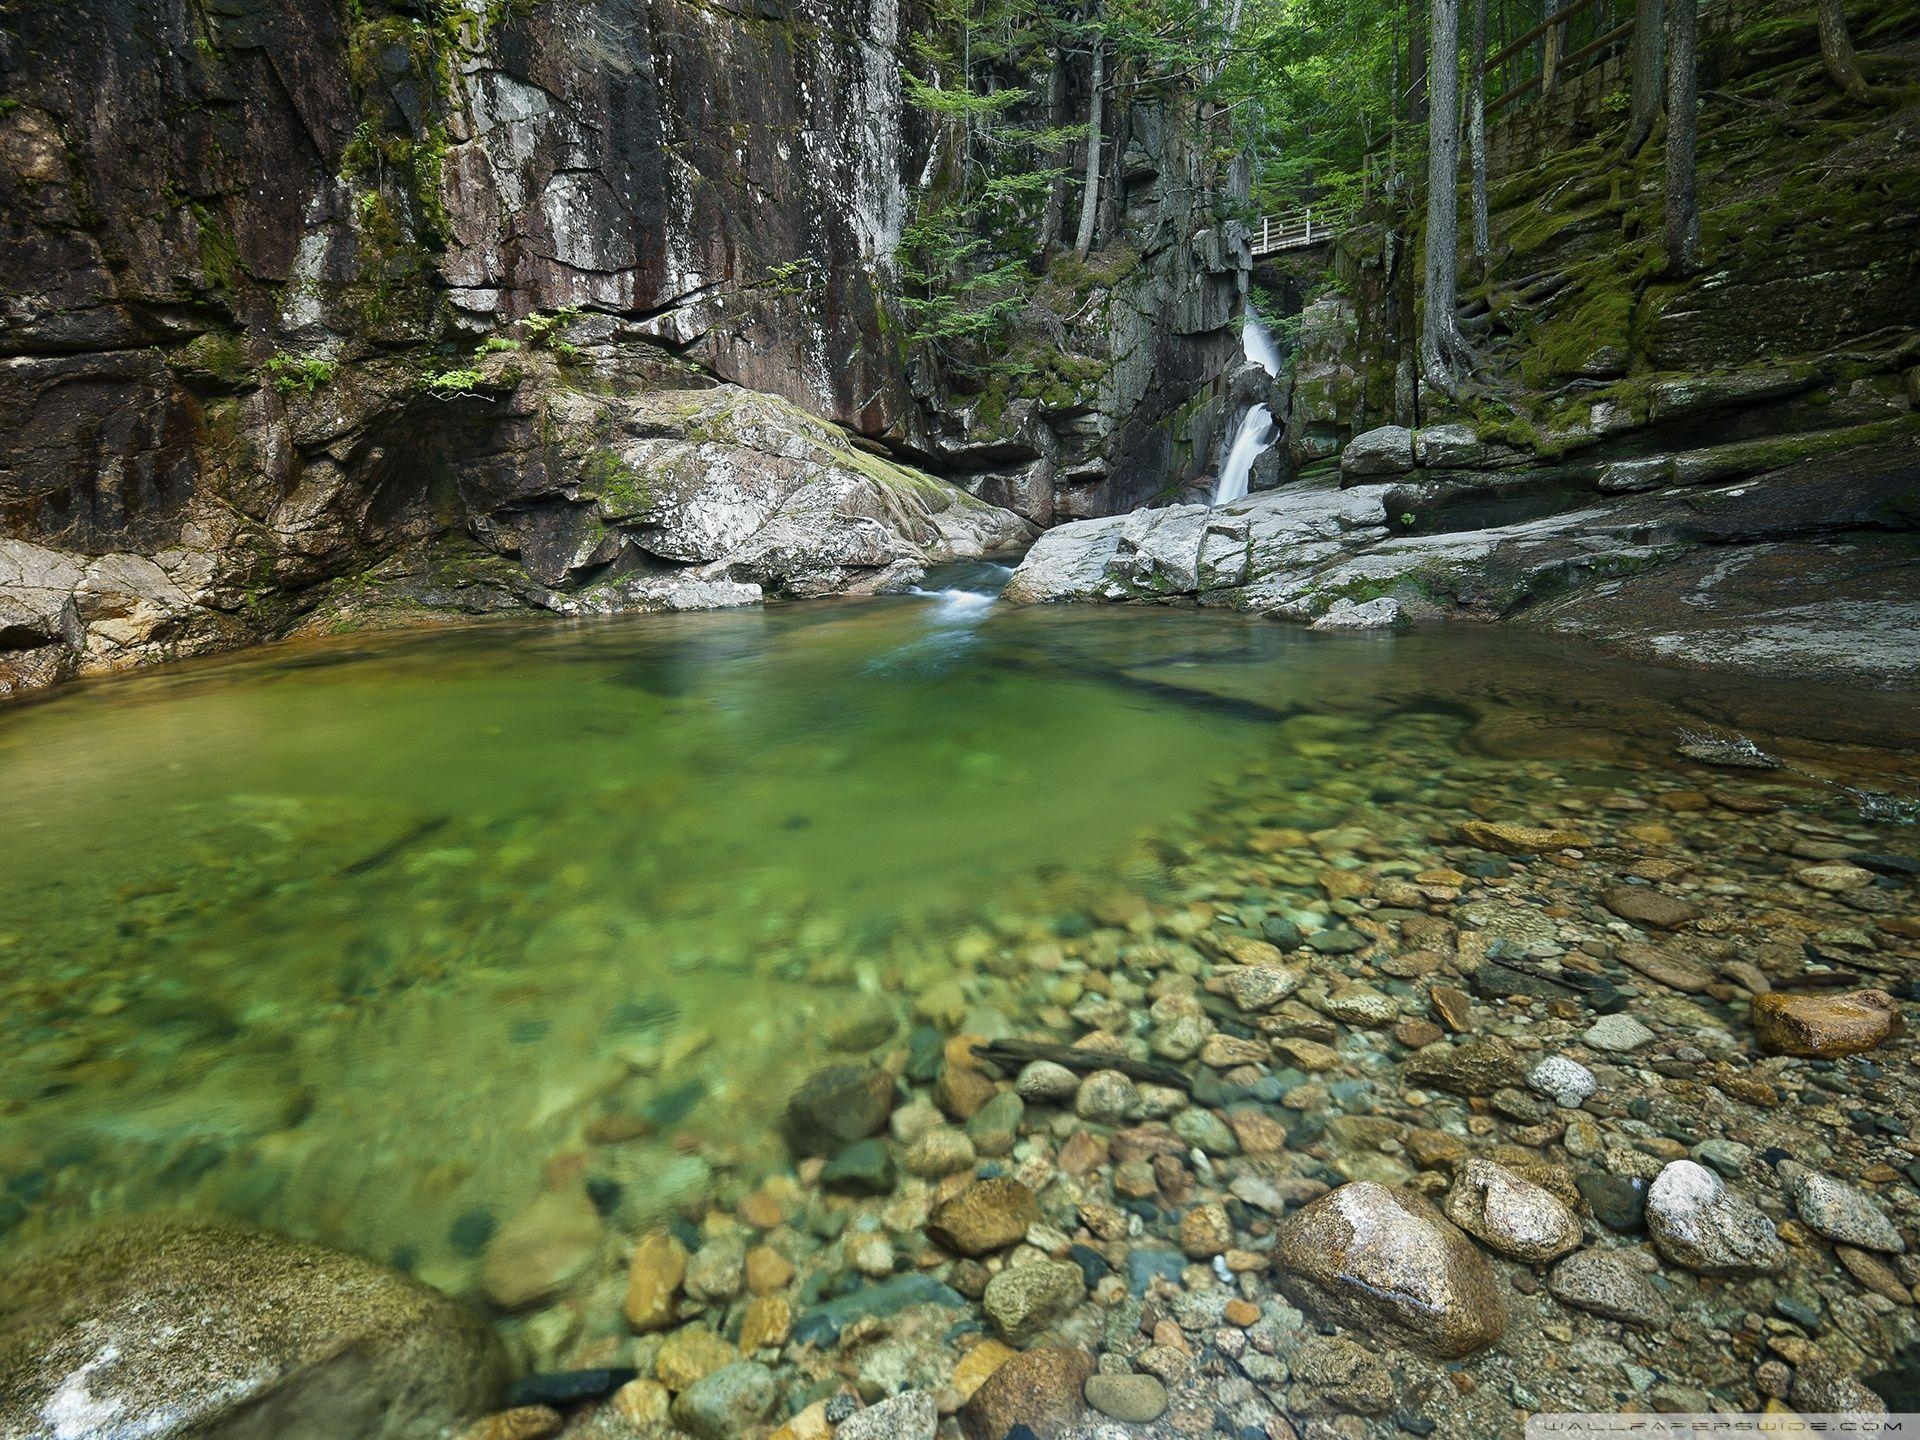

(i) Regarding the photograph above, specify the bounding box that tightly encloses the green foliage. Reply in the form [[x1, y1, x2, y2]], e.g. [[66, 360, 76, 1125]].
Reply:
[[476, 336, 521, 354], [263, 355, 336, 395], [523, 306, 583, 361], [419, 366, 486, 395]]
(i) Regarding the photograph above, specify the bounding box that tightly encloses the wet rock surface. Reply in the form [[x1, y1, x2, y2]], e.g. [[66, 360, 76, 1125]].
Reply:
[[0, 1221, 505, 1440], [1006, 442, 1920, 689], [1275, 1182, 1508, 1357]]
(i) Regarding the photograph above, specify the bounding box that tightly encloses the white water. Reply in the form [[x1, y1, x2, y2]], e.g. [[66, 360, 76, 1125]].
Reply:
[[1213, 406, 1274, 506], [1243, 315, 1284, 377], [1213, 317, 1285, 507]]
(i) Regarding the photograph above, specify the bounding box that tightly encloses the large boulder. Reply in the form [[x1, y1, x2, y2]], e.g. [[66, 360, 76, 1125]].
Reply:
[[1274, 1182, 1507, 1358], [1750, 989, 1905, 1057], [0, 1221, 506, 1440], [1645, 1160, 1787, 1276], [1338, 425, 1416, 477]]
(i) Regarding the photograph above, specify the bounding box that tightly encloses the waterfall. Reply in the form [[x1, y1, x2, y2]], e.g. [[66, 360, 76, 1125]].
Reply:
[[1243, 316, 1283, 378], [1213, 317, 1284, 506]]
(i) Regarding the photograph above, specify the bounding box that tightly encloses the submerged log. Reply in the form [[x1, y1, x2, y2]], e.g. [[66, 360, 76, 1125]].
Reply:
[[970, 1040, 1193, 1091]]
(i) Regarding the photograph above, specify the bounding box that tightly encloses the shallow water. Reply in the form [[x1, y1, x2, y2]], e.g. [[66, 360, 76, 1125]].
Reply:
[[2, 574, 1916, 1309]]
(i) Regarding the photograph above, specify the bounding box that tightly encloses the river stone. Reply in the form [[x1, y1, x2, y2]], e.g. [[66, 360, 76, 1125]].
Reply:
[[1273, 1182, 1506, 1357], [624, 1230, 689, 1332], [1528, 1056, 1598, 1107], [982, 1258, 1085, 1342], [1796, 863, 1875, 892], [1778, 1162, 1907, 1253], [1221, 964, 1304, 1011], [1602, 887, 1702, 930], [902, 1125, 977, 1178], [820, 1139, 896, 1195], [1583, 1014, 1656, 1054], [1614, 944, 1714, 993], [836, 1389, 937, 1440], [655, 1325, 737, 1391], [482, 1187, 603, 1310], [928, 1177, 1040, 1256], [1402, 1036, 1528, 1096], [1750, 989, 1905, 1057], [1645, 1160, 1787, 1275], [783, 1064, 895, 1156], [0, 1221, 505, 1440], [1084, 1372, 1170, 1423], [1015, 1061, 1080, 1102], [1547, 1249, 1671, 1326], [1443, 1158, 1585, 1263], [959, 1346, 1095, 1440], [1074, 1069, 1141, 1124], [965, 1090, 1025, 1157], [669, 1361, 776, 1439], [1455, 820, 1588, 854]]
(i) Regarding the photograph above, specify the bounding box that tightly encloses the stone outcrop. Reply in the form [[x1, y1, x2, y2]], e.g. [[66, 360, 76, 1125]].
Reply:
[[0, 0, 1236, 697], [0, 352, 1032, 695], [0, 1221, 505, 1440], [1004, 413, 1920, 684]]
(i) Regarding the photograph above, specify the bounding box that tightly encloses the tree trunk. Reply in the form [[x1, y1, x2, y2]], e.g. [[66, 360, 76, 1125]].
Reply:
[[1662, 0, 1699, 276], [1421, 0, 1471, 396], [1407, 0, 1429, 124], [1469, 0, 1490, 259], [1817, 0, 1889, 103], [1036, 50, 1068, 257], [1622, 0, 1664, 157], [1075, 34, 1105, 258], [1542, 0, 1564, 98]]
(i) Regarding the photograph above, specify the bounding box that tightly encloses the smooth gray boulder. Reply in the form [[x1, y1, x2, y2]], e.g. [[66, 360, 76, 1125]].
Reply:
[[1338, 425, 1416, 476], [0, 1221, 505, 1440]]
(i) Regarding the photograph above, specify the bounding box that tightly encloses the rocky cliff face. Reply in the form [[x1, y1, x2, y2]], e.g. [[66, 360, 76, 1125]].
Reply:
[[0, 0, 1241, 694], [1109, 0, 1920, 680]]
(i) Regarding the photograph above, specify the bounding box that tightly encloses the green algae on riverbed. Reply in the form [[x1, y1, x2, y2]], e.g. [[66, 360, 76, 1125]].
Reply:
[[1, 588, 1916, 1419]]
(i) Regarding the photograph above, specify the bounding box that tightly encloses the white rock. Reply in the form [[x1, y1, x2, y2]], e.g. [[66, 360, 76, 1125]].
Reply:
[[1528, 1056, 1598, 1108], [1582, 1014, 1656, 1054], [1311, 596, 1402, 630], [1014, 1061, 1080, 1103], [834, 1389, 938, 1440], [1645, 1160, 1786, 1275], [1443, 1158, 1584, 1263]]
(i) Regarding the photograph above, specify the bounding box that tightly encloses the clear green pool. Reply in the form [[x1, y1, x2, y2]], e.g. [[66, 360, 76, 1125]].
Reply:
[[1, 574, 1913, 1300]]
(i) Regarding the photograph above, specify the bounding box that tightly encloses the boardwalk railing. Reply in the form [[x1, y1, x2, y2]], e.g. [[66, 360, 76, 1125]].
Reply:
[[1249, 208, 1343, 257]]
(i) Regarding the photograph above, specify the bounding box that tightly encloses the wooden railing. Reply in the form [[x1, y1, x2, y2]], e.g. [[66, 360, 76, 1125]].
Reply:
[[1486, 0, 1637, 117], [1249, 207, 1344, 256]]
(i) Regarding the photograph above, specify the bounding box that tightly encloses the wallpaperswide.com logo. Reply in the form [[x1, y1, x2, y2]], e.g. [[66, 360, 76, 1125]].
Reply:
[[1528, 1417, 1914, 1437]]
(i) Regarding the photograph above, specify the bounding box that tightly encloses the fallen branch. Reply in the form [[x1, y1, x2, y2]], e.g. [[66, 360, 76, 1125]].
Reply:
[[970, 1039, 1193, 1091]]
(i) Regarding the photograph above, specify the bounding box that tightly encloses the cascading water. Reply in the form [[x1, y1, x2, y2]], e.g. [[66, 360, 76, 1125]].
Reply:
[[1213, 316, 1285, 506]]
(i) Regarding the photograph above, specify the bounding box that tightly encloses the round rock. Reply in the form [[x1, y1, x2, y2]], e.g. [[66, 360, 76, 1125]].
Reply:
[[1273, 1181, 1506, 1357], [1751, 989, 1904, 1058], [928, 1177, 1039, 1257], [959, 1346, 1094, 1440], [1779, 1162, 1906, 1254], [1084, 1372, 1170, 1423], [1528, 1056, 1598, 1108], [1015, 1061, 1080, 1102], [0, 1221, 505, 1440], [1547, 1248, 1671, 1326], [836, 1389, 937, 1440], [982, 1258, 1085, 1343], [1645, 1160, 1786, 1276], [1443, 1158, 1585, 1264]]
